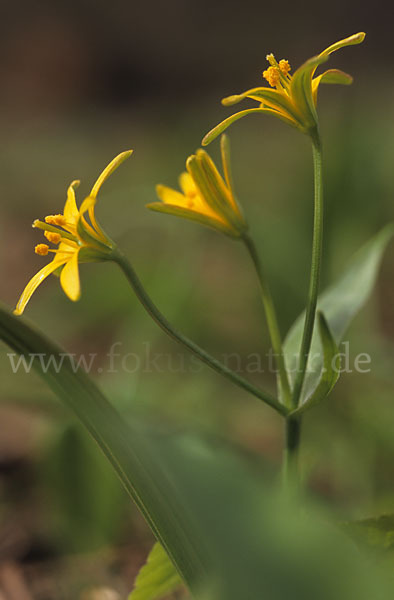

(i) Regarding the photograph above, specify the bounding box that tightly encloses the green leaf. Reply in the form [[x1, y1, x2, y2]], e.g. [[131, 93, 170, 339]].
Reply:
[[284, 225, 393, 408], [0, 304, 292, 598], [291, 312, 340, 416], [2, 303, 394, 599], [0, 304, 207, 593], [129, 542, 183, 600]]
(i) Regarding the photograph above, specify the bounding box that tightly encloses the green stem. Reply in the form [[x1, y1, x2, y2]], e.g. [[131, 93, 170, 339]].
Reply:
[[291, 131, 324, 408], [282, 416, 302, 494], [113, 249, 287, 416], [242, 234, 292, 410]]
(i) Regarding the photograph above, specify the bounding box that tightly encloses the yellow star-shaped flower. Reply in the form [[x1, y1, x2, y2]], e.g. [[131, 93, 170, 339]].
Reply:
[[14, 150, 133, 315], [147, 135, 247, 238], [203, 33, 365, 144]]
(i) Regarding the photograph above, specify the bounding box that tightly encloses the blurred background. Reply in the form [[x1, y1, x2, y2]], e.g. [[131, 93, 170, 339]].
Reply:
[[1, 0, 394, 597]]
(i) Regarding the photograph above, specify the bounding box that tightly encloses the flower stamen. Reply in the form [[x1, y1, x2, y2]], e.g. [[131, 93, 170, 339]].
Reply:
[[263, 54, 290, 90], [33, 219, 78, 243], [45, 214, 67, 227], [44, 231, 61, 244], [279, 59, 291, 76], [263, 66, 281, 88], [266, 53, 277, 67], [35, 244, 49, 256]]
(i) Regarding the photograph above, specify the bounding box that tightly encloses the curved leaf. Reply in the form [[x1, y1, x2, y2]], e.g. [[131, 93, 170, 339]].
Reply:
[[0, 304, 208, 592], [291, 312, 340, 415], [284, 225, 393, 406], [1, 304, 393, 599]]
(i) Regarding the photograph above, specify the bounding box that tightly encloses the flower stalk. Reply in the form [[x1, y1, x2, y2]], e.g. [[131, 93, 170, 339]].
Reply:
[[242, 233, 292, 409], [291, 130, 324, 408], [283, 416, 302, 494], [282, 129, 323, 492], [112, 248, 287, 416]]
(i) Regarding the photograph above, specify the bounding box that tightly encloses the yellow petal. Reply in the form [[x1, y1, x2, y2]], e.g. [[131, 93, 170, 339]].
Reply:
[[14, 258, 68, 315], [158, 178, 225, 222], [186, 153, 225, 218], [78, 195, 108, 245], [56, 240, 79, 260], [193, 151, 231, 211], [220, 134, 246, 224], [60, 248, 81, 301], [63, 180, 80, 223], [147, 202, 238, 237], [220, 134, 234, 196], [178, 172, 197, 197], [79, 195, 96, 217], [156, 184, 188, 208], [89, 150, 133, 200], [319, 32, 366, 58], [187, 152, 246, 234], [85, 151, 132, 244], [222, 87, 303, 126], [202, 107, 298, 146], [312, 69, 353, 105], [290, 54, 328, 130]]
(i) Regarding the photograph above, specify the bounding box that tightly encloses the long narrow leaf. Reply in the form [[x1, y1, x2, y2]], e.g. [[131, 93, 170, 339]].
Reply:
[[0, 304, 207, 592], [2, 305, 393, 600]]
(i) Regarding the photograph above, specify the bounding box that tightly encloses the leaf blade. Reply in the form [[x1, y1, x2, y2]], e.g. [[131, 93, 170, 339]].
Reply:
[[284, 225, 393, 406], [291, 312, 340, 415], [0, 304, 208, 592]]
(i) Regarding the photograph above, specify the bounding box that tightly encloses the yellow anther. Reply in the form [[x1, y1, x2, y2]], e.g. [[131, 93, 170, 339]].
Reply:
[[32, 219, 40, 228], [279, 59, 291, 76], [35, 244, 49, 256], [44, 231, 61, 244], [45, 214, 67, 227], [263, 66, 280, 87]]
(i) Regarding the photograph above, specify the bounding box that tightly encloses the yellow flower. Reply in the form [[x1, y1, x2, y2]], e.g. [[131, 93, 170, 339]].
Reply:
[[147, 135, 247, 238], [14, 150, 133, 316], [202, 32, 365, 144]]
